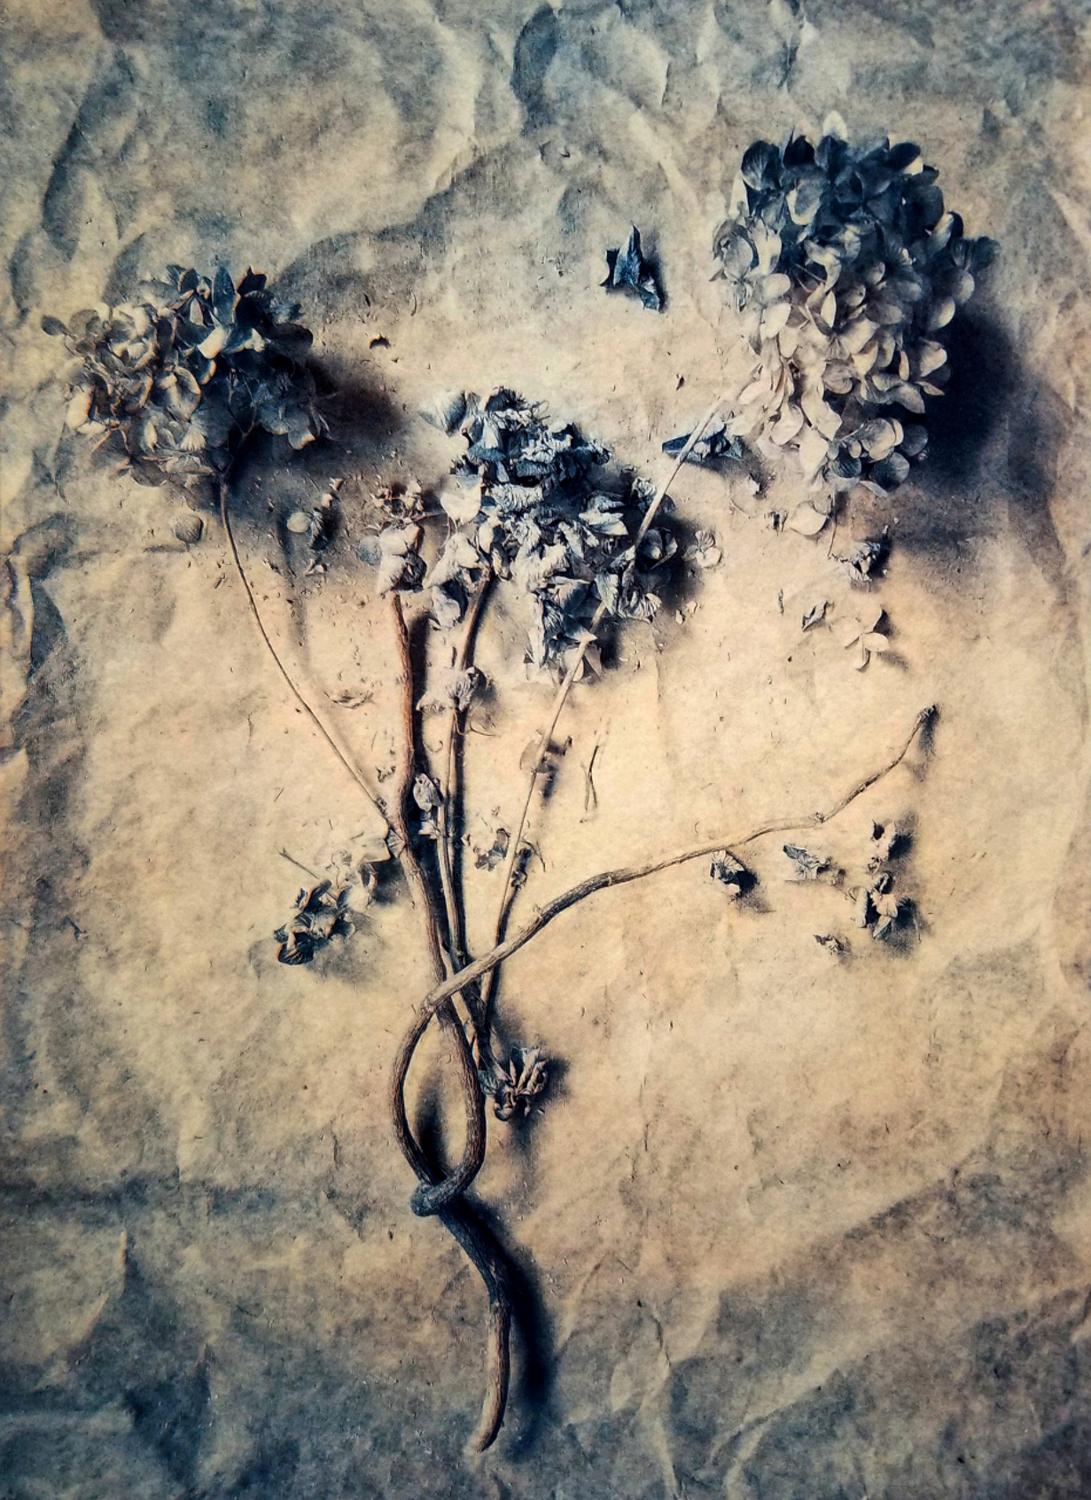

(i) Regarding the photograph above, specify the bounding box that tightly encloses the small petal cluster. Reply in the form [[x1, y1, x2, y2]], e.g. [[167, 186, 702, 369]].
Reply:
[[44, 266, 323, 489], [274, 880, 353, 965], [714, 118, 996, 493], [480, 1045, 549, 1121]]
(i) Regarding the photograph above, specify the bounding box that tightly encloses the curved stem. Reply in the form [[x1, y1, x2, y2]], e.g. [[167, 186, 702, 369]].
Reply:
[[478, 395, 727, 1033], [387, 1047, 510, 1452], [441, 1207, 512, 1452], [402, 706, 935, 1043], [386, 593, 509, 1451], [217, 478, 385, 819]]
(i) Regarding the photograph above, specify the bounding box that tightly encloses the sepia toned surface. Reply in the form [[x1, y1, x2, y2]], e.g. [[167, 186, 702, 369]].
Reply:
[[2, 1, 1090, 1494]]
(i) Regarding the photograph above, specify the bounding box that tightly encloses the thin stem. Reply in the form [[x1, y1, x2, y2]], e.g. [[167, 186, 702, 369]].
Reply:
[[400, 706, 934, 1050], [386, 593, 509, 1452], [435, 578, 491, 982], [217, 478, 386, 819], [479, 394, 727, 1030]]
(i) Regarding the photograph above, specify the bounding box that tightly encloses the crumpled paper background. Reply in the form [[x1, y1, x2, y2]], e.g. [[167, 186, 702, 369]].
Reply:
[[2, 1, 1090, 1495]]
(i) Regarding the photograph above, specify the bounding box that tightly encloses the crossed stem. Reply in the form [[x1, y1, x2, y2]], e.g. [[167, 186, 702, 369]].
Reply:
[[385, 594, 510, 1452], [387, 702, 934, 1443], [221, 442, 933, 1456], [218, 478, 508, 1450], [395, 704, 936, 1155]]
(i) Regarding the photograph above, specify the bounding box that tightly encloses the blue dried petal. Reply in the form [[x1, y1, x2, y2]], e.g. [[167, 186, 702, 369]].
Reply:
[[741, 140, 781, 190], [662, 422, 744, 468], [212, 266, 236, 322], [871, 452, 910, 490]]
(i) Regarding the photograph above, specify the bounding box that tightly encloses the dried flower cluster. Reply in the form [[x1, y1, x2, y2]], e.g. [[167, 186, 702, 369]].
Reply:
[[852, 819, 911, 940], [44, 266, 324, 491], [479, 1045, 549, 1121], [43, 214, 952, 1454], [714, 117, 996, 493], [779, 818, 913, 948], [274, 878, 355, 965], [420, 389, 677, 671]]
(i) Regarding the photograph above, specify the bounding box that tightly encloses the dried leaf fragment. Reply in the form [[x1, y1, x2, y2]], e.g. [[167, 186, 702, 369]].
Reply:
[[782, 843, 833, 881], [173, 510, 204, 545], [709, 851, 755, 898], [473, 827, 510, 872], [868, 820, 907, 868], [417, 665, 485, 715], [788, 500, 830, 537], [602, 225, 662, 311], [662, 421, 744, 469]]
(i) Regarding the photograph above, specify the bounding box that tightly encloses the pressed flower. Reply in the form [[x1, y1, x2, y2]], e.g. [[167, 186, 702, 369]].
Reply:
[[834, 602, 890, 670]]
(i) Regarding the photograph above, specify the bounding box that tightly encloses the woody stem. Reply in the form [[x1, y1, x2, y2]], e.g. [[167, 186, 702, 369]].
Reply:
[[386, 592, 510, 1452]]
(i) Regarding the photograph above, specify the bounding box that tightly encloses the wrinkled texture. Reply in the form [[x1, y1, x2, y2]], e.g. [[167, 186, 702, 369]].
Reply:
[[3, 1, 1091, 1497]]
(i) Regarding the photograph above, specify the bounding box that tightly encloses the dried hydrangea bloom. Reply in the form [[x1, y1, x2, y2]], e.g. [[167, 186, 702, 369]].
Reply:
[[426, 389, 676, 672], [44, 265, 324, 492], [713, 116, 996, 494]]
